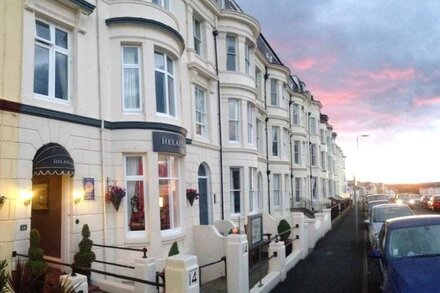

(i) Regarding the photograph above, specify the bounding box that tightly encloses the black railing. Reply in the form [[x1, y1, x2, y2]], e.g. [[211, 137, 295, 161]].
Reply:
[[92, 243, 147, 258], [329, 198, 352, 221], [13, 251, 164, 289], [198, 256, 227, 286]]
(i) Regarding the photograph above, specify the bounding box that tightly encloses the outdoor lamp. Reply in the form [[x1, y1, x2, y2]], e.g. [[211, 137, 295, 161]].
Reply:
[[73, 189, 83, 205], [21, 190, 32, 206]]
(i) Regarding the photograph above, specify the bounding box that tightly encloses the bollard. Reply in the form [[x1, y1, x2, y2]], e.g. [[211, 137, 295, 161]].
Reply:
[[135, 257, 156, 293], [165, 254, 199, 293], [226, 234, 249, 293], [60, 273, 88, 293], [268, 241, 286, 281]]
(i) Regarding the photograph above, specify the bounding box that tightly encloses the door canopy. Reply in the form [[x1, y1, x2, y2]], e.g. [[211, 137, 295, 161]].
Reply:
[[33, 143, 75, 176]]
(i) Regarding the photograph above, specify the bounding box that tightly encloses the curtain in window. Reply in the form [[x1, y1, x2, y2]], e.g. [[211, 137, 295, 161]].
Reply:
[[126, 157, 144, 231], [55, 52, 68, 100]]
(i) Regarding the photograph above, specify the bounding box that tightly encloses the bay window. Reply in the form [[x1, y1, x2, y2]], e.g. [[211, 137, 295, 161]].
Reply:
[[158, 155, 180, 231], [34, 19, 69, 101], [245, 42, 250, 74], [226, 36, 236, 71], [249, 168, 258, 213], [193, 17, 202, 55], [125, 156, 146, 232], [229, 99, 240, 142], [273, 174, 281, 207], [230, 168, 241, 215], [270, 79, 278, 106], [152, 0, 169, 9], [272, 126, 279, 157], [155, 52, 176, 116], [247, 103, 254, 144], [122, 46, 141, 111]]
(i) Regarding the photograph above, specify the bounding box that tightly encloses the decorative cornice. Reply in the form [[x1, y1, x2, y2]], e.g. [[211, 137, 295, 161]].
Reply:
[[0, 99, 187, 136], [105, 17, 185, 53]]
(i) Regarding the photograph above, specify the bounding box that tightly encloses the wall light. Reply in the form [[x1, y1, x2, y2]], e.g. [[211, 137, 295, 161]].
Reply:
[[21, 190, 32, 206], [159, 196, 164, 208], [73, 190, 83, 205]]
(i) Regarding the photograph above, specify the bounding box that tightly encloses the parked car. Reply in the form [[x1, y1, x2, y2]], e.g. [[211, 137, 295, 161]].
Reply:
[[368, 215, 440, 292], [365, 203, 414, 248], [364, 194, 390, 210], [365, 200, 390, 218], [394, 193, 421, 209], [420, 195, 431, 209], [427, 195, 440, 211]]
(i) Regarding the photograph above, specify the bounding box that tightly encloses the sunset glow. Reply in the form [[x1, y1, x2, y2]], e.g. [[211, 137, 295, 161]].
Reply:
[[238, 0, 440, 184]]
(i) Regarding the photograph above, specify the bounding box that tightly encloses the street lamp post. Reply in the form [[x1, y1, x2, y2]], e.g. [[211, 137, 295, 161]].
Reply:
[[354, 134, 369, 245]]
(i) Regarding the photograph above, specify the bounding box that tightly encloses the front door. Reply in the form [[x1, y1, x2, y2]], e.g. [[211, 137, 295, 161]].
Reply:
[[198, 165, 210, 225], [31, 175, 62, 259]]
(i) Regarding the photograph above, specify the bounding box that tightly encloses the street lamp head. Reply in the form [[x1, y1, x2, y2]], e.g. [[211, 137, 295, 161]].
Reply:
[[358, 134, 369, 138]]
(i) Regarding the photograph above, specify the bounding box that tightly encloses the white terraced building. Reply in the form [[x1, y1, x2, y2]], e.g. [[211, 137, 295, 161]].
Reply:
[[0, 0, 346, 289]]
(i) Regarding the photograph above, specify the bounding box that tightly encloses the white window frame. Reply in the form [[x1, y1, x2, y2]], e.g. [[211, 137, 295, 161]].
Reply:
[[270, 79, 278, 106], [295, 177, 301, 202], [34, 19, 70, 102], [229, 99, 240, 142], [245, 42, 250, 74], [285, 174, 290, 209], [193, 16, 203, 55], [226, 35, 236, 71], [152, 0, 169, 9], [283, 128, 289, 159], [311, 144, 318, 166], [230, 167, 242, 216], [124, 155, 147, 237], [122, 46, 142, 111], [195, 86, 208, 137], [247, 103, 254, 145], [155, 51, 176, 117], [273, 174, 281, 208], [256, 119, 262, 153], [294, 140, 301, 165], [272, 126, 280, 157], [310, 117, 317, 134], [158, 154, 181, 234], [249, 168, 258, 214], [292, 104, 299, 125], [321, 151, 326, 170]]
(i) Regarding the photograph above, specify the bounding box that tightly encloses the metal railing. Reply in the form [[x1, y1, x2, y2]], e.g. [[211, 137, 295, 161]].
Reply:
[[248, 224, 300, 289], [198, 256, 227, 286], [13, 249, 164, 290]]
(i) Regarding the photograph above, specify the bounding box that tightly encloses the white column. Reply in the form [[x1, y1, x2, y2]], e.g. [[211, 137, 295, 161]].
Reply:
[[268, 241, 286, 281], [226, 234, 249, 293], [165, 254, 199, 293], [291, 212, 305, 258], [134, 257, 157, 293]]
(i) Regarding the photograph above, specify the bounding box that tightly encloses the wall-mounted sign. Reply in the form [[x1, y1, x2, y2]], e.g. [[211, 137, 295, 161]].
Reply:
[[83, 177, 95, 200], [153, 131, 186, 155], [188, 267, 198, 287], [247, 213, 263, 248]]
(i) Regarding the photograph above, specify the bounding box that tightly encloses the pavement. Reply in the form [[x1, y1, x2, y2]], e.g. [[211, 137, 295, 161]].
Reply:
[[273, 205, 368, 293]]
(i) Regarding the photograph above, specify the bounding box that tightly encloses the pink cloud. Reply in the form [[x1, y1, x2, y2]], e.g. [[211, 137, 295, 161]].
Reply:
[[291, 58, 316, 70], [353, 67, 416, 82], [413, 96, 440, 107]]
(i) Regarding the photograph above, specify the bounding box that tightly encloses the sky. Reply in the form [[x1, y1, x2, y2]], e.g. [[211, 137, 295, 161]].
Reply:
[[237, 0, 440, 184]]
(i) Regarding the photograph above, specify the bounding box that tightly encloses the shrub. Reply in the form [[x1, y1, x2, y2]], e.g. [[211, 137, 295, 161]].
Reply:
[[277, 219, 291, 241], [26, 229, 47, 276], [0, 259, 8, 293], [168, 242, 179, 257], [74, 224, 96, 267]]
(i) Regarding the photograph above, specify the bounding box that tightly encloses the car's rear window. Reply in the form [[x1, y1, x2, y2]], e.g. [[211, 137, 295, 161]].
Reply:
[[373, 207, 413, 222]]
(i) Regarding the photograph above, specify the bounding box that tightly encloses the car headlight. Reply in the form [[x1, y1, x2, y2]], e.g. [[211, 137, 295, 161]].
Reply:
[[396, 199, 403, 204], [409, 199, 415, 204]]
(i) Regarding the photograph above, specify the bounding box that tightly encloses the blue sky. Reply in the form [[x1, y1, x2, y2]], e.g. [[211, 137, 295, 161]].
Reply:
[[237, 0, 440, 183]]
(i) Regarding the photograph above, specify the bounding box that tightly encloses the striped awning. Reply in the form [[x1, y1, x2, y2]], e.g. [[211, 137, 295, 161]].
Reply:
[[33, 143, 75, 176]]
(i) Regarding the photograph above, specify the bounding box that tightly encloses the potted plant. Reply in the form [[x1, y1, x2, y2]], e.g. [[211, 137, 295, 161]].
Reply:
[[105, 184, 126, 211], [7, 258, 36, 292], [277, 219, 293, 256], [26, 229, 47, 291], [186, 189, 199, 206], [73, 224, 96, 282], [0, 259, 8, 292]]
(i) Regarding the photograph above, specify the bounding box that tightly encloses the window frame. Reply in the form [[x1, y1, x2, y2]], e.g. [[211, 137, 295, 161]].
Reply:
[[273, 173, 281, 208], [124, 155, 147, 238], [228, 99, 240, 142], [152, 0, 169, 9], [230, 167, 242, 216], [272, 126, 280, 157], [294, 140, 301, 165], [226, 35, 237, 71], [270, 79, 278, 106], [193, 16, 203, 56], [247, 103, 254, 145], [33, 19, 70, 102], [256, 119, 263, 153], [245, 42, 251, 74], [195, 85, 208, 137], [154, 51, 177, 117], [121, 46, 142, 112], [158, 154, 180, 233]]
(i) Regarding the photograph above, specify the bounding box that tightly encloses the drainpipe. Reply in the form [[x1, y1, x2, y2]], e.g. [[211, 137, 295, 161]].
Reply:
[[308, 112, 314, 211], [289, 98, 294, 209], [264, 67, 270, 214], [95, 1, 108, 274], [213, 29, 224, 220]]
